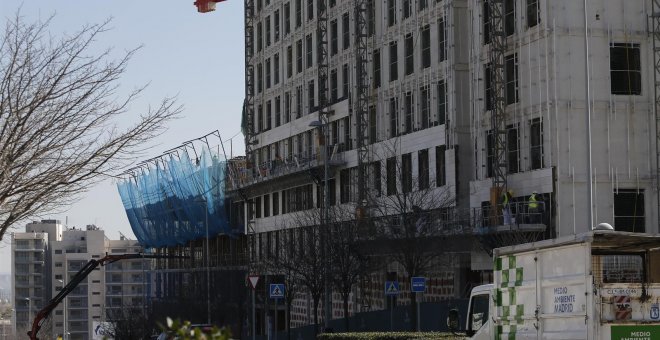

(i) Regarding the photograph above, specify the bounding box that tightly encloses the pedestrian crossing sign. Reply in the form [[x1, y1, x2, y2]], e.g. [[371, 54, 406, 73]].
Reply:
[[385, 281, 400, 295], [269, 283, 285, 299]]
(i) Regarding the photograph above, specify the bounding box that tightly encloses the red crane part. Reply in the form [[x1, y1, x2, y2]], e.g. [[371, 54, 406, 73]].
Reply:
[[194, 0, 226, 13]]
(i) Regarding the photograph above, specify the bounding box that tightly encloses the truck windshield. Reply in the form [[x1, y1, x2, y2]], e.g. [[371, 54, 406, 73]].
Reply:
[[469, 293, 489, 332]]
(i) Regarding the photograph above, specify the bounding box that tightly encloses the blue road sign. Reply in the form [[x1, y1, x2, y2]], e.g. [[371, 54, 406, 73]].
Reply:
[[269, 284, 285, 299], [411, 277, 426, 293], [385, 281, 400, 295]]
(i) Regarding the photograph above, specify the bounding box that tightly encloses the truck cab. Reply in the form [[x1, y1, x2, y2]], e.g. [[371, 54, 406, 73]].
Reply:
[[466, 284, 493, 339]]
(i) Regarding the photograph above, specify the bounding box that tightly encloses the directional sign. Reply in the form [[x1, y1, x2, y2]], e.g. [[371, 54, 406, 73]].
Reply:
[[269, 283, 285, 299], [385, 281, 400, 295], [411, 277, 426, 293], [248, 275, 260, 290]]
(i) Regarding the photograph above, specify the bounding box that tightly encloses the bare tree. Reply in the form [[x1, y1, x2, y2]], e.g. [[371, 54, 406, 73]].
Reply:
[[0, 13, 180, 239], [105, 304, 153, 339], [368, 141, 457, 331], [327, 204, 369, 332]]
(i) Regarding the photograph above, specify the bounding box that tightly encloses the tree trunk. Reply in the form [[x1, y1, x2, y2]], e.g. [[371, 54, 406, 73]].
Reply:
[[313, 297, 320, 334], [410, 291, 418, 331], [343, 293, 350, 332]]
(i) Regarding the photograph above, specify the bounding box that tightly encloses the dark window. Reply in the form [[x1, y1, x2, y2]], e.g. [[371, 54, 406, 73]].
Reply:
[[420, 86, 429, 129], [387, 157, 397, 195], [505, 0, 515, 36], [342, 64, 349, 98], [419, 0, 427, 11], [257, 22, 263, 51], [483, 1, 491, 44], [287, 45, 293, 78], [527, 0, 539, 28], [340, 168, 357, 203], [388, 0, 396, 26], [506, 54, 518, 104], [344, 116, 352, 149], [331, 19, 338, 55], [369, 106, 377, 144], [273, 192, 279, 215], [389, 42, 398, 82], [330, 69, 338, 102], [418, 149, 429, 189], [614, 190, 645, 233], [373, 49, 381, 88], [342, 13, 350, 50], [275, 96, 281, 127], [265, 58, 271, 88], [274, 10, 280, 42], [296, 85, 303, 118], [330, 0, 336, 7], [284, 3, 291, 35], [296, 39, 303, 73], [438, 17, 447, 62], [308, 80, 315, 112], [284, 92, 291, 123], [507, 124, 519, 174], [485, 63, 492, 110], [401, 153, 412, 193], [530, 118, 543, 170], [610, 43, 641, 95], [486, 131, 494, 177], [405, 33, 414, 75], [263, 194, 270, 217], [421, 25, 431, 68], [332, 121, 338, 145], [404, 92, 413, 134], [368, 0, 375, 36], [257, 105, 263, 132], [437, 80, 446, 125], [306, 34, 313, 68], [295, 0, 302, 27], [255, 196, 262, 218], [266, 100, 272, 130], [403, 0, 411, 19], [307, 0, 314, 21], [257, 63, 263, 93], [436, 145, 446, 186], [265, 16, 271, 47], [389, 97, 399, 138], [274, 53, 280, 84]]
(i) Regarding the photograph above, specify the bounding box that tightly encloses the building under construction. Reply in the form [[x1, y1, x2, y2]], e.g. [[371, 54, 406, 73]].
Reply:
[[115, 0, 660, 337]]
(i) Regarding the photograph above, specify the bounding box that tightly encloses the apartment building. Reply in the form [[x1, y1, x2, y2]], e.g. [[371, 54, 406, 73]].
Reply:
[[12, 220, 149, 340]]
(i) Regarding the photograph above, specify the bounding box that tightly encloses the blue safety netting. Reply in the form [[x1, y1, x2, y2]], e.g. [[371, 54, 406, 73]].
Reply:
[[117, 147, 236, 247]]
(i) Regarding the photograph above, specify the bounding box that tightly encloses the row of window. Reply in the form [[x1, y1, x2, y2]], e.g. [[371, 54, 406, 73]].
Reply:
[[483, 0, 540, 44], [484, 118, 543, 177], [255, 19, 446, 97], [251, 147, 446, 218]]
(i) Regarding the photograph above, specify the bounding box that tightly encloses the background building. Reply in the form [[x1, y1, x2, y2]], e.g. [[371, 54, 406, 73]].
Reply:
[[12, 220, 149, 340]]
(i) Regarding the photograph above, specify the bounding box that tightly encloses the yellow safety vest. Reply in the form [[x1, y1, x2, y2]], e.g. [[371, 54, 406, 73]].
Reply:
[[529, 194, 538, 209]]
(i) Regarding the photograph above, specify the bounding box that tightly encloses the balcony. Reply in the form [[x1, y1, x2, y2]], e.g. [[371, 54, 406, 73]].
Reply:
[[228, 146, 346, 190]]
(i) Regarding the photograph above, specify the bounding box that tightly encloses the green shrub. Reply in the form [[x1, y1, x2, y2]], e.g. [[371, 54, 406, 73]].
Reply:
[[317, 332, 465, 340], [158, 318, 232, 340]]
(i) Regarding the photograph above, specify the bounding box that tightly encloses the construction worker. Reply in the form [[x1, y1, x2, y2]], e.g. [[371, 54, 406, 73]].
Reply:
[[502, 189, 514, 225], [528, 191, 540, 223]]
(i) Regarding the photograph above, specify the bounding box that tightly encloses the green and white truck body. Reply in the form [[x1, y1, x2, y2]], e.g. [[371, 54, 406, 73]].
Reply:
[[466, 230, 660, 340]]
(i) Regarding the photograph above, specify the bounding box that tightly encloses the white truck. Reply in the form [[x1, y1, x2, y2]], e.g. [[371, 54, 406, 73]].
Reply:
[[463, 229, 660, 340]]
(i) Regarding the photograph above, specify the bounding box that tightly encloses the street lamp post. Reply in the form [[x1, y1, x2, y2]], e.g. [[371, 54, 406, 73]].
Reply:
[[57, 279, 66, 340]]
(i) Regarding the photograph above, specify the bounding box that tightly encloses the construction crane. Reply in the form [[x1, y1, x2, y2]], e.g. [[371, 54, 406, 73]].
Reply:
[[28, 253, 185, 340]]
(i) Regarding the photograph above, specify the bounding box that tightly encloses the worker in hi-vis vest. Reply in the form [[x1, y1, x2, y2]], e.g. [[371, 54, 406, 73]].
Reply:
[[528, 191, 540, 223], [502, 189, 514, 225]]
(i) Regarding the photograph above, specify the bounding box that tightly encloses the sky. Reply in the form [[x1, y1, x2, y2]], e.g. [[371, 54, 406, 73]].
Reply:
[[0, 1, 246, 273]]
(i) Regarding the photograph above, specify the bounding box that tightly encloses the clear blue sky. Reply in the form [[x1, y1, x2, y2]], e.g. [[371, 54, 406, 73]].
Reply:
[[0, 1, 246, 272]]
